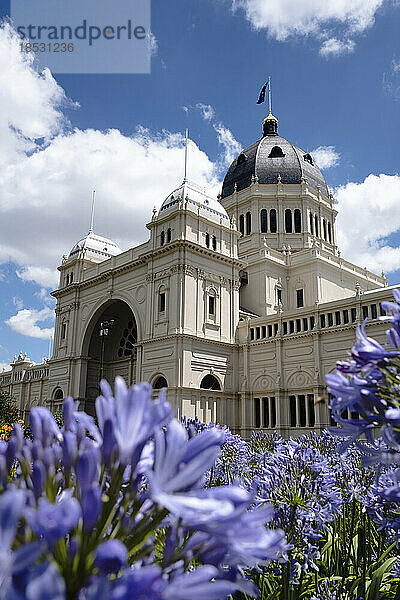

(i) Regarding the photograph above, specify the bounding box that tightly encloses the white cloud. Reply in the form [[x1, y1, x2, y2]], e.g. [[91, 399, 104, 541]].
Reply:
[[5, 307, 54, 340], [196, 103, 241, 167], [335, 173, 400, 274], [383, 55, 400, 100], [12, 297, 23, 310], [320, 38, 355, 57], [231, 0, 387, 54], [311, 146, 340, 169], [0, 362, 11, 372], [16, 266, 59, 290]]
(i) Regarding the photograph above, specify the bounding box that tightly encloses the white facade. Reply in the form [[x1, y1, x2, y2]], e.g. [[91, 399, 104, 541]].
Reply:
[[0, 114, 395, 438]]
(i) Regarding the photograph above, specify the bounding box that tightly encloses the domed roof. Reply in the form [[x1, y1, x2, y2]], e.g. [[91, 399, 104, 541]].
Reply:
[[159, 179, 229, 221], [221, 131, 329, 199], [68, 231, 122, 262]]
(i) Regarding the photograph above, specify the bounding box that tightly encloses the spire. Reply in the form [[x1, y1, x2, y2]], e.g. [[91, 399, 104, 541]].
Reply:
[[89, 190, 96, 233], [263, 77, 278, 136]]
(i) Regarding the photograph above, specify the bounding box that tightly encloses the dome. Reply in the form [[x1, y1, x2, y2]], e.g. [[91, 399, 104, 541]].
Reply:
[[159, 179, 229, 221], [221, 131, 329, 199], [68, 231, 122, 262]]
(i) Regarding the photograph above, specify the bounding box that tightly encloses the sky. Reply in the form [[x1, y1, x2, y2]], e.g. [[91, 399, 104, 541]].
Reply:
[[0, 0, 399, 368]]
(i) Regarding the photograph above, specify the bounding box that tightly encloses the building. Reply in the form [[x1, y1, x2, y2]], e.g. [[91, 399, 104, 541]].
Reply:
[[0, 109, 394, 438]]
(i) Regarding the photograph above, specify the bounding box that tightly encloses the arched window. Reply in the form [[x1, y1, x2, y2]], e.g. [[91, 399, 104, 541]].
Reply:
[[153, 376, 168, 389], [328, 222, 332, 243], [269, 146, 285, 158], [158, 287, 166, 313], [246, 211, 252, 235], [54, 389, 64, 400], [309, 212, 314, 234], [303, 153, 314, 165], [285, 209, 292, 233], [200, 374, 221, 390], [236, 153, 247, 165], [160, 230, 165, 246], [323, 219, 327, 241], [167, 228, 171, 243], [239, 214, 245, 236], [212, 235, 217, 251], [294, 209, 301, 233], [270, 209, 277, 233], [205, 233, 210, 248], [260, 209, 268, 233], [314, 215, 319, 237]]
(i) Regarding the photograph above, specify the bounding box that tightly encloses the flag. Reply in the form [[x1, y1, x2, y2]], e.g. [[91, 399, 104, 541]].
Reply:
[[257, 80, 269, 104]]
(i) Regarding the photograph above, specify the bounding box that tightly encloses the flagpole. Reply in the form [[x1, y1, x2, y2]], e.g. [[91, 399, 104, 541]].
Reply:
[[268, 76, 272, 114], [184, 128, 188, 181]]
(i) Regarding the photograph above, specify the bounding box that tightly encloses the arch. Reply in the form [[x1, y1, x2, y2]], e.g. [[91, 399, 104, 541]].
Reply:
[[239, 214, 244, 236], [260, 209, 268, 233], [294, 209, 301, 233], [236, 153, 247, 165], [153, 375, 168, 389], [53, 388, 64, 400], [200, 374, 221, 390], [285, 209, 292, 233], [269, 146, 285, 158], [287, 370, 312, 388], [252, 374, 275, 392], [270, 209, 277, 233], [246, 211, 252, 235]]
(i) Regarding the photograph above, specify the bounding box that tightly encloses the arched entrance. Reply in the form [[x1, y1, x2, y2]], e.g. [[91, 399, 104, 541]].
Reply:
[[84, 300, 138, 411], [200, 374, 221, 390]]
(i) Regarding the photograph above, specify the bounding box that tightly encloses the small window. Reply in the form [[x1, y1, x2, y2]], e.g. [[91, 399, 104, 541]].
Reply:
[[254, 398, 261, 428], [335, 311, 341, 325], [66, 274, 69, 286], [351, 307, 357, 322], [277, 288, 282, 305], [160, 231, 165, 246], [239, 214, 245, 236], [269, 146, 285, 158], [285, 209, 292, 233], [296, 289, 304, 308], [314, 215, 319, 237], [208, 295, 215, 316], [200, 375, 221, 390], [256, 327, 260, 339], [328, 313, 333, 327], [205, 233, 210, 248], [237, 153, 247, 166], [371, 304, 377, 319], [296, 318, 301, 332], [262, 398, 269, 428], [250, 328, 254, 341], [274, 323, 278, 336], [61, 323, 66, 340], [299, 395, 306, 427], [309, 212, 314, 235], [159, 292, 166, 313], [268, 324, 273, 337], [283, 322, 288, 335], [260, 209, 268, 233], [270, 397, 276, 427], [289, 396, 297, 427], [308, 394, 315, 427], [262, 326, 266, 338], [54, 389, 64, 401], [328, 222, 332, 244], [294, 209, 301, 233], [362, 306, 369, 320], [167, 228, 171, 243], [270, 209, 277, 233], [246, 212, 252, 235], [303, 318, 308, 331], [70, 272, 73, 283], [320, 314, 326, 328], [212, 236, 217, 251], [153, 376, 168, 389], [343, 309, 349, 324], [289, 320, 294, 334], [304, 153, 314, 165], [323, 219, 327, 241], [310, 316, 315, 329]]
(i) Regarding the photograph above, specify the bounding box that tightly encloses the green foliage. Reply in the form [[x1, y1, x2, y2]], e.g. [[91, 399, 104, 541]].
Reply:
[[0, 389, 18, 426]]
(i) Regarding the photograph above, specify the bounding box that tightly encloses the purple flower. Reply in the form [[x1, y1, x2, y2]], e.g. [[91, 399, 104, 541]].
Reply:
[[31, 462, 46, 500], [28, 494, 81, 547], [29, 407, 60, 447], [94, 540, 128, 575], [25, 561, 66, 600], [351, 320, 398, 368], [76, 448, 100, 496], [110, 565, 166, 600], [162, 566, 238, 600], [82, 485, 102, 531]]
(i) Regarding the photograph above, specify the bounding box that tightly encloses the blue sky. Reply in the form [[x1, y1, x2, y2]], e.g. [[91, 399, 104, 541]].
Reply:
[[0, 0, 399, 367]]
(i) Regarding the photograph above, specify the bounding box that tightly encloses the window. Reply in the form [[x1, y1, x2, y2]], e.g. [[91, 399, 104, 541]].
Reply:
[[299, 395, 306, 427], [303, 153, 313, 165], [289, 396, 297, 427], [254, 398, 261, 428], [263, 397, 269, 428], [351, 307, 357, 322], [371, 304, 377, 319], [270, 397, 276, 428], [250, 328, 254, 341], [237, 153, 247, 165], [310, 316, 315, 329], [323, 219, 327, 241], [200, 375, 221, 390], [160, 230, 165, 246], [270, 209, 277, 233], [208, 295, 215, 316], [54, 389, 64, 401], [380, 303, 385, 316], [328, 222, 332, 243], [303, 318, 308, 331], [343, 309, 349, 324], [320, 314, 326, 328], [309, 212, 314, 234], [153, 376, 168, 389], [269, 146, 285, 158], [268, 325, 272, 337], [277, 288, 282, 305], [274, 323, 278, 336], [66, 274, 69, 286], [296, 289, 304, 308], [296, 319, 301, 332], [308, 394, 315, 427], [256, 327, 260, 339], [289, 320, 294, 334], [294, 209, 301, 233], [362, 305, 369, 320], [239, 214, 244, 236], [314, 215, 319, 237], [246, 211, 252, 235], [70, 272, 73, 283], [159, 292, 166, 313], [260, 209, 268, 233], [262, 326, 266, 338], [335, 311, 341, 325], [61, 323, 66, 340], [285, 209, 292, 233], [205, 233, 210, 248], [328, 313, 333, 327], [283, 321, 288, 335], [167, 228, 171, 243], [212, 236, 217, 251]]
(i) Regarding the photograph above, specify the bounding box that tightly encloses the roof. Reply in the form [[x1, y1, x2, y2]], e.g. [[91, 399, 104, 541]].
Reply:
[[68, 231, 122, 262], [159, 179, 229, 221], [221, 134, 329, 199]]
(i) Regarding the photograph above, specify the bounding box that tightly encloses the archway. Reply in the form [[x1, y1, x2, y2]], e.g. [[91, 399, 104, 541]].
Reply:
[[84, 300, 138, 412], [200, 374, 221, 390], [153, 376, 168, 389]]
